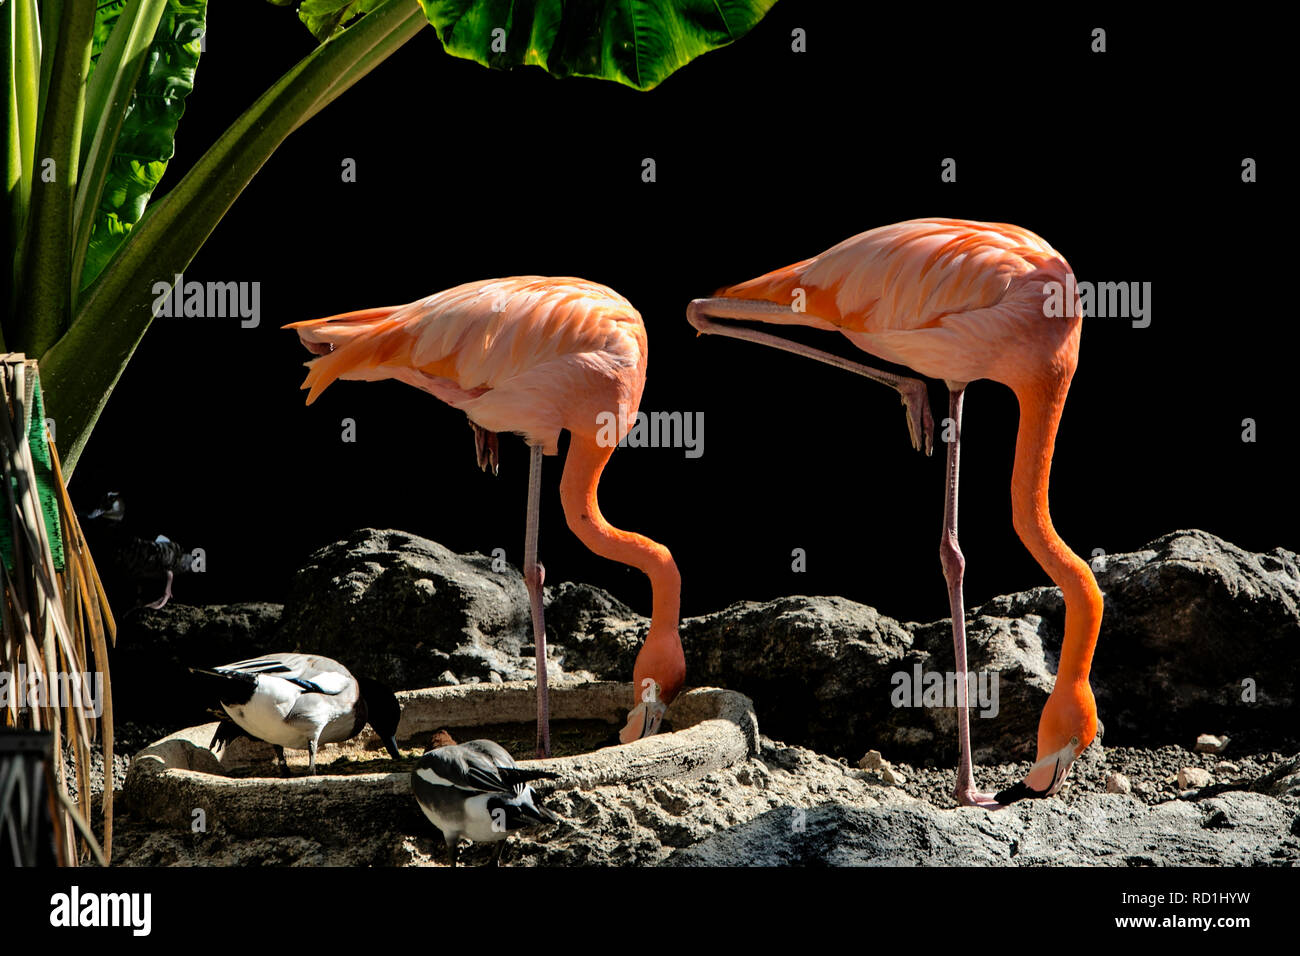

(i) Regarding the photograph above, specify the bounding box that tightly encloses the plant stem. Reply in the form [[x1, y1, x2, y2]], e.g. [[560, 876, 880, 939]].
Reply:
[[13, 0, 93, 358]]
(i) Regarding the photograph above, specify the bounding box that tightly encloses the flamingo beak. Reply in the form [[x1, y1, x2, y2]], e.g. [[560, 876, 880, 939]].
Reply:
[[619, 699, 667, 743], [994, 738, 1080, 805]]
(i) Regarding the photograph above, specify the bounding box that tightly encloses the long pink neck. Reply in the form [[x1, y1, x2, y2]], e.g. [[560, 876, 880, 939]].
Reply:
[[1010, 380, 1103, 687], [559, 437, 681, 643]]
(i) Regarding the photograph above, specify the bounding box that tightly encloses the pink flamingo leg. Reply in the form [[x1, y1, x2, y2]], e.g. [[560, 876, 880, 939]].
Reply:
[[940, 386, 1000, 809], [524, 443, 551, 758], [688, 298, 933, 455]]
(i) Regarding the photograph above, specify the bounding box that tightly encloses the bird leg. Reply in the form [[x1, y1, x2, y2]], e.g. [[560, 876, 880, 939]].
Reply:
[[307, 736, 319, 776], [445, 837, 459, 868], [273, 745, 289, 777], [144, 570, 174, 610], [491, 841, 508, 867], [939, 385, 1000, 810], [687, 298, 933, 455], [524, 443, 552, 758]]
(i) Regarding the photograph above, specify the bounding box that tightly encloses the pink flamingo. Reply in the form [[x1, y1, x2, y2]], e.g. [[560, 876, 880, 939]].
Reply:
[[688, 218, 1102, 808], [286, 277, 684, 757]]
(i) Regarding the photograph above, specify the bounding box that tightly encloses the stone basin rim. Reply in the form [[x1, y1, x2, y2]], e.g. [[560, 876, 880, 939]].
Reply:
[[126, 681, 760, 805]]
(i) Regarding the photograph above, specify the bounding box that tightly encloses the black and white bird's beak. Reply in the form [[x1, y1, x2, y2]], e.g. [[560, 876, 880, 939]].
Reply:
[[994, 738, 1079, 805]]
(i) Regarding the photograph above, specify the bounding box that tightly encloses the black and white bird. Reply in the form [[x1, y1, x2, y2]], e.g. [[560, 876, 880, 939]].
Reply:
[[81, 491, 194, 610], [412, 739, 558, 866], [190, 654, 402, 774]]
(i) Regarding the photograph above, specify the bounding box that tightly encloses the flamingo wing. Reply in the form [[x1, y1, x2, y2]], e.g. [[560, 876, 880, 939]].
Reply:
[[719, 218, 1065, 333]]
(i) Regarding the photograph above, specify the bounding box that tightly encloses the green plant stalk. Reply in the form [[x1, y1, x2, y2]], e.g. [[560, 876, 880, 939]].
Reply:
[[71, 0, 169, 304], [5, 0, 42, 343], [13, 0, 94, 359], [42, 0, 427, 476], [35, 0, 59, 147]]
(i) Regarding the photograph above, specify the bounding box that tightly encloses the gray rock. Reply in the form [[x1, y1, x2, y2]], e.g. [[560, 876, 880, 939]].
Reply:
[[555, 530, 1300, 761], [1251, 752, 1300, 800], [276, 529, 532, 689], [664, 791, 1298, 866], [1088, 531, 1298, 747]]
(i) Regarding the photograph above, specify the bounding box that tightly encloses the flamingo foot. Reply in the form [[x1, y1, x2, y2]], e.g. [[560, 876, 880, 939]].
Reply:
[[900, 381, 934, 456], [954, 787, 1003, 810]]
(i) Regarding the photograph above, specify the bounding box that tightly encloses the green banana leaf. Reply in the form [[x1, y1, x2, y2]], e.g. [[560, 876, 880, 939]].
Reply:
[[79, 0, 206, 290], [418, 0, 778, 91]]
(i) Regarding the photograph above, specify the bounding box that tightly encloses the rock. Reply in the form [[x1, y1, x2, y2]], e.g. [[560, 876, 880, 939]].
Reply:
[[1178, 767, 1213, 789], [665, 791, 1295, 866], [881, 766, 905, 786], [544, 582, 646, 679], [1087, 532, 1298, 749], [1251, 752, 1300, 800], [859, 750, 885, 771], [1196, 734, 1230, 754], [553, 530, 1300, 760], [857, 749, 905, 784], [1214, 761, 1239, 776], [276, 529, 533, 689], [1106, 772, 1132, 794]]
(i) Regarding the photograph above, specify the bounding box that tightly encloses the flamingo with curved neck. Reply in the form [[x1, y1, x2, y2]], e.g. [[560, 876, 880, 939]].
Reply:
[[287, 276, 684, 757], [688, 218, 1102, 807]]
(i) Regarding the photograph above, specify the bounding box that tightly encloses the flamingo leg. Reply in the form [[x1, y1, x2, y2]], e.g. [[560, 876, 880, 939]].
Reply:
[[524, 443, 552, 758], [940, 385, 1000, 809], [687, 298, 933, 455]]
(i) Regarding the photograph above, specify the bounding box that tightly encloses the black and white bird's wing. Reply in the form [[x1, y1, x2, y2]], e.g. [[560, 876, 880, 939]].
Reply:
[[416, 743, 515, 795], [208, 654, 355, 696], [457, 739, 557, 787]]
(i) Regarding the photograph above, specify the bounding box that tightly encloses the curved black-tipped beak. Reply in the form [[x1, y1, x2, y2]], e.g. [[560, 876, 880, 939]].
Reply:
[[383, 735, 401, 760], [993, 781, 1051, 805]]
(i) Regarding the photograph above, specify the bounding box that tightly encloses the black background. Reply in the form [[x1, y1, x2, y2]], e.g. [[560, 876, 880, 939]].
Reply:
[[70, 3, 1287, 631]]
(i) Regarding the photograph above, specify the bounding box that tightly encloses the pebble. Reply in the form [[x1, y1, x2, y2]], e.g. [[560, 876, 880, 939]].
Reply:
[[1106, 772, 1132, 794], [1195, 734, 1230, 754], [858, 750, 884, 771], [1178, 767, 1213, 788]]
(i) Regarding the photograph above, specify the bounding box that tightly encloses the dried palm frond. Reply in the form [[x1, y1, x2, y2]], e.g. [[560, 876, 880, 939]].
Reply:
[[1, 355, 117, 864]]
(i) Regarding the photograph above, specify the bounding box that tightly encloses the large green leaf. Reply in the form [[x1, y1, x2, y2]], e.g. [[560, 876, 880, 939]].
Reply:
[[78, 0, 205, 291], [418, 0, 777, 91], [295, 0, 386, 42]]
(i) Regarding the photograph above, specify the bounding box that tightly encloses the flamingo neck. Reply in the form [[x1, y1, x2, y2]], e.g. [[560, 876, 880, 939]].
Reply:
[[559, 436, 682, 657], [1010, 380, 1102, 688]]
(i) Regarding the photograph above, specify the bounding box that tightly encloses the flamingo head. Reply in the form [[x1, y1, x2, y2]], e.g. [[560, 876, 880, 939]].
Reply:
[[995, 682, 1097, 804], [619, 634, 685, 744]]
